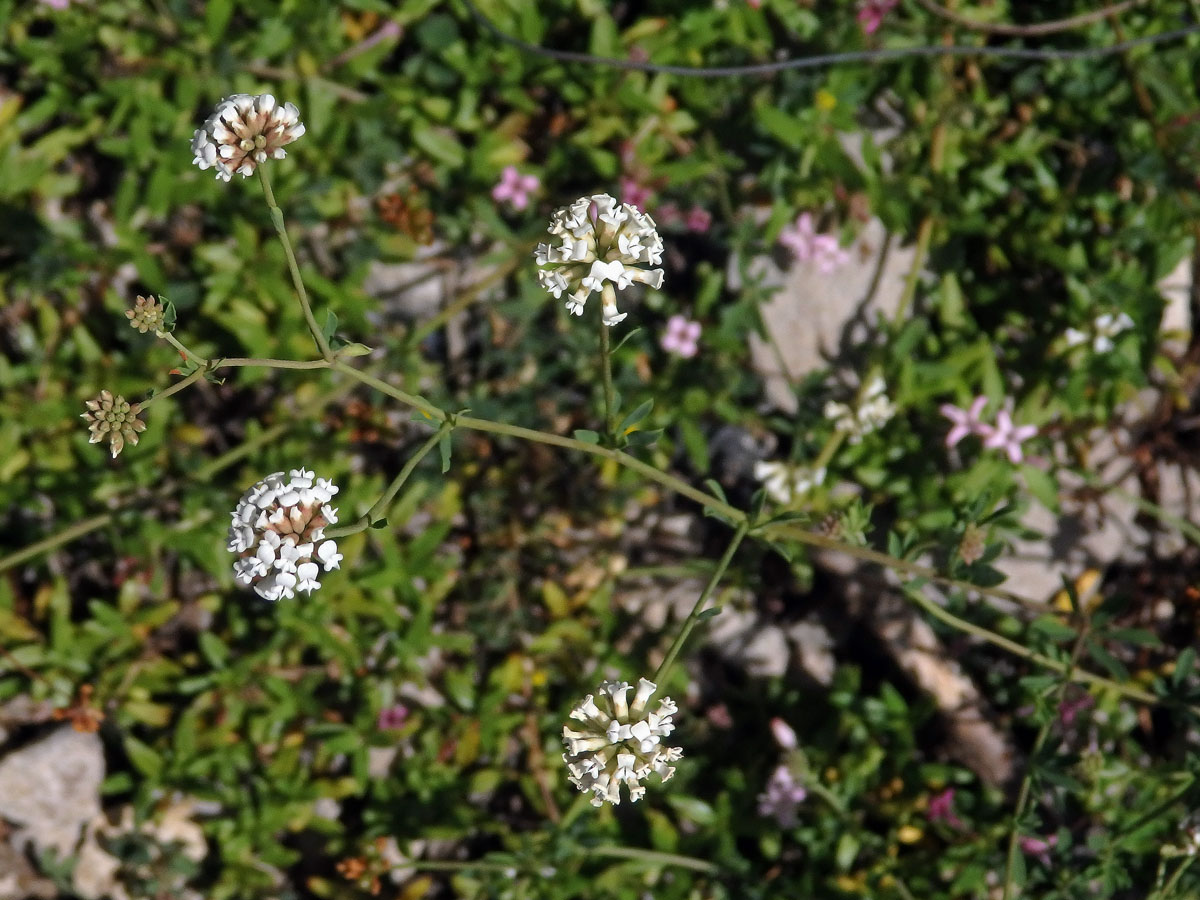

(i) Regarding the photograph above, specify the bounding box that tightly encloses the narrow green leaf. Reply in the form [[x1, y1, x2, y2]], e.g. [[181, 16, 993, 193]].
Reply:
[[704, 479, 727, 504], [619, 399, 654, 434], [1174, 647, 1196, 688], [611, 326, 643, 353], [439, 432, 452, 473], [322, 309, 339, 342], [573, 429, 601, 444]]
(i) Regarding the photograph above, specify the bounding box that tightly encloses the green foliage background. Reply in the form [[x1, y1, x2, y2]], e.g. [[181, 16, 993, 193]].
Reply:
[[2, 0, 1199, 897]]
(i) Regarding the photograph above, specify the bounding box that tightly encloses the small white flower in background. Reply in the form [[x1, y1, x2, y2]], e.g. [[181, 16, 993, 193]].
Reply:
[[1180, 814, 1200, 856], [191, 93, 306, 182], [227, 468, 341, 601], [824, 375, 896, 444], [1064, 311, 1134, 353], [562, 678, 682, 806], [754, 460, 826, 505], [534, 193, 665, 326]]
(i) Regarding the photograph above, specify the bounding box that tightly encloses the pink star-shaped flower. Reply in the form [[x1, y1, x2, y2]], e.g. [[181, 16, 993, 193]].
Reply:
[[983, 405, 1038, 464], [927, 788, 964, 829], [491, 165, 540, 211], [857, 0, 899, 35], [1019, 834, 1058, 867], [620, 176, 653, 212], [779, 213, 850, 273], [940, 396, 990, 448], [661, 314, 701, 358], [685, 205, 713, 233]]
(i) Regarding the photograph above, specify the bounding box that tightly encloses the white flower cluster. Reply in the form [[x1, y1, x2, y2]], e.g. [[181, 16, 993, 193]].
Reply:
[[227, 468, 343, 601], [562, 678, 682, 806], [191, 93, 306, 182], [824, 375, 896, 444], [754, 461, 826, 505], [534, 193, 665, 326], [1065, 311, 1134, 353]]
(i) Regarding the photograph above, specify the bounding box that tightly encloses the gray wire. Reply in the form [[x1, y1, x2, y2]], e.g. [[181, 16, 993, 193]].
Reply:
[[461, 0, 1200, 78]]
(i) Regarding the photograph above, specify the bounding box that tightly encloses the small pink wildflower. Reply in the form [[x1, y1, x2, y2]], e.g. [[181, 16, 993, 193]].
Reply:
[[757, 765, 807, 827], [40, 0, 71, 7], [778, 212, 850, 274], [983, 404, 1038, 464], [927, 788, 964, 829], [769, 717, 798, 750], [376, 704, 409, 730], [661, 315, 701, 358], [620, 176, 653, 212], [1058, 691, 1094, 727], [492, 166, 540, 211], [656, 202, 683, 226], [685, 206, 713, 233], [1019, 834, 1058, 866], [747, 0, 762, 9], [857, 0, 899, 35], [940, 396, 990, 448]]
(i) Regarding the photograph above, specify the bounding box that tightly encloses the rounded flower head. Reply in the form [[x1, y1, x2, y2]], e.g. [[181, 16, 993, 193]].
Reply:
[[125, 295, 166, 335], [226, 468, 342, 602], [562, 678, 682, 806], [191, 93, 305, 182], [81, 391, 146, 458], [534, 193, 665, 327]]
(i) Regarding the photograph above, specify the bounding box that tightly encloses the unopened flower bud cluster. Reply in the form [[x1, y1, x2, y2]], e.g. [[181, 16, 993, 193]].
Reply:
[[824, 375, 896, 444], [125, 295, 167, 335], [81, 391, 146, 458], [562, 678, 682, 806], [535, 193, 665, 326], [227, 468, 343, 601]]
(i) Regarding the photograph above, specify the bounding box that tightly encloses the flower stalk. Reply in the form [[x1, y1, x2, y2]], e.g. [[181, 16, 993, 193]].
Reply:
[[257, 166, 335, 362]]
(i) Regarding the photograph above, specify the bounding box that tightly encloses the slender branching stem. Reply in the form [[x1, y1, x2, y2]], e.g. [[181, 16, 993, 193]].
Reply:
[[258, 166, 335, 361], [1157, 856, 1197, 899], [326, 422, 452, 538], [159, 331, 208, 367], [1001, 617, 1090, 900], [653, 521, 749, 684]]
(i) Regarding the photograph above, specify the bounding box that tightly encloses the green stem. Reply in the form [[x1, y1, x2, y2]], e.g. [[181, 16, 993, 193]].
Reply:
[[327, 357, 1184, 712], [1, 368, 367, 576], [160, 331, 208, 367], [598, 312, 616, 440], [652, 521, 750, 684], [0, 514, 114, 574], [326, 423, 451, 538], [810, 427, 845, 475], [406, 254, 524, 348], [137, 368, 208, 410], [1001, 618, 1090, 900], [1158, 857, 1197, 900], [901, 586, 1153, 703], [257, 166, 334, 362], [138, 356, 331, 412], [212, 357, 331, 370], [586, 845, 717, 873]]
